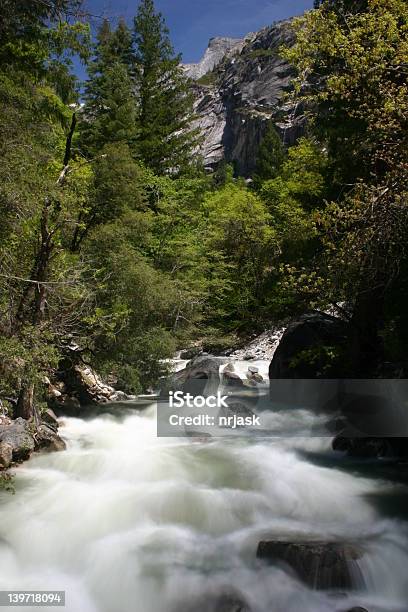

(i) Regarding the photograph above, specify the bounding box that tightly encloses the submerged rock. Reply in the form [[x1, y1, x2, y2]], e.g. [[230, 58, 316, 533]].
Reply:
[[174, 588, 251, 612], [256, 541, 364, 590]]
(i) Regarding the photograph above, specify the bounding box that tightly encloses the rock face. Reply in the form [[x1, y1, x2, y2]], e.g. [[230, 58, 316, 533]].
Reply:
[[183, 37, 245, 80], [256, 541, 364, 590], [190, 20, 303, 175]]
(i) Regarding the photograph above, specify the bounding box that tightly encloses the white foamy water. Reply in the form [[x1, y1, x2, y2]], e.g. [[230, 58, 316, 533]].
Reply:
[[1, 404, 408, 612]]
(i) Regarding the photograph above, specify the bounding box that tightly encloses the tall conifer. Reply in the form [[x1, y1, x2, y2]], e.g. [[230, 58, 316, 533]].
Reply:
[[133, 0, 200, 175], [81, 19, 138, 156]]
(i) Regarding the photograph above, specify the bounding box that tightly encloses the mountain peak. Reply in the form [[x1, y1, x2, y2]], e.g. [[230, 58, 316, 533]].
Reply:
[[183, 36, 245, 80]]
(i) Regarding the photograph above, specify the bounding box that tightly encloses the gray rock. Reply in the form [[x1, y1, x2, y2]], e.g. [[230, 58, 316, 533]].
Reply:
[[247, 372, 264, 384], [183, 37, 245, 80], [0, 441, 13, 469], [35, 424, 66, 453], [0, 418, 35, 462], [180, 347, 203, 360], [248, 366, 259, 374], [256, 541, 364, 590], [218, 402, 256, 424], [42, 408, 59, 432], [190, 20, 303, 175], [223, 370, 245, 389], [269, 312, 349, 381], [163, 355, 228, 397]]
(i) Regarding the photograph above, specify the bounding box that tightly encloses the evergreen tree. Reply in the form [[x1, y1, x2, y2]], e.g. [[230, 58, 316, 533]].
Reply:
[[133, 0, 200, 175], [253, 122, 286, 189], [81, 19, 138, 156]]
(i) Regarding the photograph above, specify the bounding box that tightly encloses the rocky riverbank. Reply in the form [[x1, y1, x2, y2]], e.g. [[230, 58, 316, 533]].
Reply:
[[0, 411, 65, 471]]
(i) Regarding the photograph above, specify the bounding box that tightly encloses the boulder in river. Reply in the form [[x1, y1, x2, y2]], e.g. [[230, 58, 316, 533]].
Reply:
[[333, 435, 408, 460], [162, 355, 228, 397], [269, 312, 349, 380], [256, 541, 364, 590], [0, 417, 35, 462], [35, 424, 66, 453], [0, 416, 66, 464], [180, 347, 203, 360]]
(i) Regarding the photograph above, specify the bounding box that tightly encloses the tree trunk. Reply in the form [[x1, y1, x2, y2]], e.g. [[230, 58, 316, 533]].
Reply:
[[14, 383, 34, 420]]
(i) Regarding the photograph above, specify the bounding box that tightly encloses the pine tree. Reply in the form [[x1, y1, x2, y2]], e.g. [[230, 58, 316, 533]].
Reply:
[[253, 122, 285, 189], [133, 0, 200, 175], [81, 19, 138, 156]]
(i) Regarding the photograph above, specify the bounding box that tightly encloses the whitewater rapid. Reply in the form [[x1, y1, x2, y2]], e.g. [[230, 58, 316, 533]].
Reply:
[[1, 403, 408, 612]]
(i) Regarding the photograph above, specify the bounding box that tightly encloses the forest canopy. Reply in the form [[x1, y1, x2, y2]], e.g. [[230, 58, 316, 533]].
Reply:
[[0, 0, 407, 419]]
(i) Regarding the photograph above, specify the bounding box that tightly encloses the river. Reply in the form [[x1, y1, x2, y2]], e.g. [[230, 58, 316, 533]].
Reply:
[[1, 379, 408, 612]]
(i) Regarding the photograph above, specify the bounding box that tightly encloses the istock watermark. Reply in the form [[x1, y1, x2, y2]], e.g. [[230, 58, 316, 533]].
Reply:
[[169, 390, 229, 409], [158, 388, 263, 437]]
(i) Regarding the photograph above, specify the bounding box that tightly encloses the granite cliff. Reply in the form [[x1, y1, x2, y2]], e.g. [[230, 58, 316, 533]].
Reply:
[[188, 20, 304, 176]]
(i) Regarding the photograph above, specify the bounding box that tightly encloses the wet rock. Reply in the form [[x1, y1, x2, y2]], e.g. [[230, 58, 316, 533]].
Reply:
[[174, 588, 251, 612], [34, 424, 66, 453], [218, 402, 256, 423], [41, 408, 59, 432], [52, 362, 135, 414], [51, 394, 81, 417], [248, 366, 259, 374], [223, 370, 245, 389], [0, 441, 13, 469], [269, 312, 349, 381], [180, 347, 203, 360], [344, 608, 369, 612], [163, 355, 228, 397], [333, 435, 408, 460], [247, 368, 264, 384], [0, 418, 35, 462], [256, 541, 364, 590]]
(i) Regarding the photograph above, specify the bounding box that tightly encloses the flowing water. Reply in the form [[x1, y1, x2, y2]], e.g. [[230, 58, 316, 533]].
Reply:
[[1, 374, 408, 612]]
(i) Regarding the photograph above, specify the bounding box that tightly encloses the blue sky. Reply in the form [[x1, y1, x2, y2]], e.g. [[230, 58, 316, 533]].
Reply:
[[76, 0, 312, 80]]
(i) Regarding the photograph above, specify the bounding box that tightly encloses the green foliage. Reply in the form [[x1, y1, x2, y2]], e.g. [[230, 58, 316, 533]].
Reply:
[[202, 182, 278, 327], [196, 71, 218, 86], [253, 122, 286, 189], [133, 0, 201, 174], [81, 20, 138, 156], [282, 0, 408, 371]]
